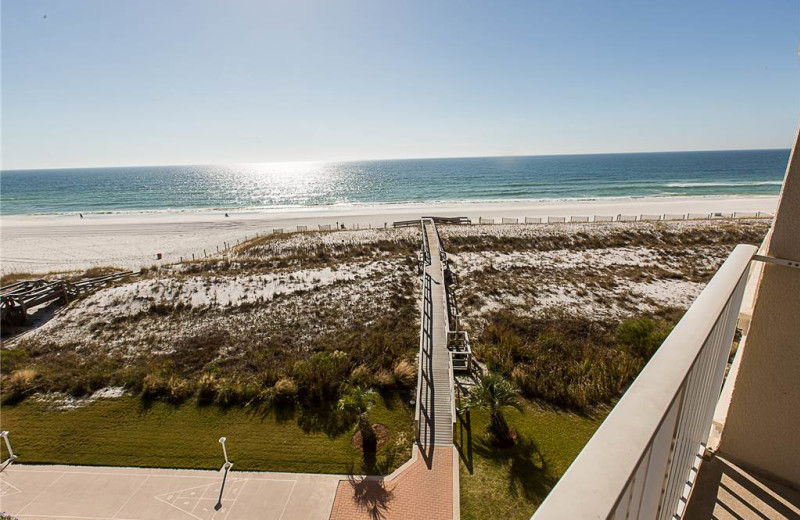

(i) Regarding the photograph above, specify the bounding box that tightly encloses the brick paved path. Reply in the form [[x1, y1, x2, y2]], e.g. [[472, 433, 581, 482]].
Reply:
[[328, 446, 455, 520]]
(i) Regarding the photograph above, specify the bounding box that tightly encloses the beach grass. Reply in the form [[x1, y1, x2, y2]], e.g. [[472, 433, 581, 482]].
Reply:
[[0, 392, 414, 475], [458, 399, 608, 520]]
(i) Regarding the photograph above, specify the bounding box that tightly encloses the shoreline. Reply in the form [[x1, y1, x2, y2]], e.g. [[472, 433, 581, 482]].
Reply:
[[0, 195, 778, 274], [0, 194, 779, 222]]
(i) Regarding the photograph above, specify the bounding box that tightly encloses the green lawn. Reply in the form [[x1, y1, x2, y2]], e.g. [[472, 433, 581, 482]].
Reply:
[[0, 393, 413, 474], [458, 399, 609, 520]]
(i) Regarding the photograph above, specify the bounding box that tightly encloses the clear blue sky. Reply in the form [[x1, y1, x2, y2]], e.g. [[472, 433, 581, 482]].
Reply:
[[2, 0, 799, 170]]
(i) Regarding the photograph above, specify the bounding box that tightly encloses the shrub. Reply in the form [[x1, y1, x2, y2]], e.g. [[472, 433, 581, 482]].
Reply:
[[0, 349, 29, 373], [1, 369, 38, 404], [292, 351, 350, 404], [166, 376, 193, 404], [374, 369, 395, 388], [196, 373, 217, 404], [214, 378, 244, 407], [349, 365, 374, 388], [141, 373, 168, 400], [477, 310, 664, 408], [392, 359, 416, 388], [273, 377, 298, 404], [616, 317, 670, 359]]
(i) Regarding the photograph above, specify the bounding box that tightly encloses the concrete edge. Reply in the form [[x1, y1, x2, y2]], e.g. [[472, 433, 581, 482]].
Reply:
[[452, 446, 460, 520], [385, 443, 419, 481], [330, 442, 419, 486]]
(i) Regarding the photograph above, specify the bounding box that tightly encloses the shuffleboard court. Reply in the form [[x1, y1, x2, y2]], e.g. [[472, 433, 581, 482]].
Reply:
[[0, 464, 341, 520]]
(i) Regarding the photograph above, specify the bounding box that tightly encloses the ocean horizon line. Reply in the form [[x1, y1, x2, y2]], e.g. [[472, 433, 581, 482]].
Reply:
[[0, 147, 791, 174]]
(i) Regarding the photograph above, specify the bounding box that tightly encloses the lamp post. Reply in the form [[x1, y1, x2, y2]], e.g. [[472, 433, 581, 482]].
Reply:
[[219, 436, 232, 470]]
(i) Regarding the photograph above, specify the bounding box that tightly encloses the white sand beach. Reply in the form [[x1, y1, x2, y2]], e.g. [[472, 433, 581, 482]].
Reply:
[[0, 195, 778, 274]]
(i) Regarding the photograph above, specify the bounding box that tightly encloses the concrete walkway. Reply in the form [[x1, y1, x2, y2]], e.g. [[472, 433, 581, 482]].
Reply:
[[0, 464, 341, 520]]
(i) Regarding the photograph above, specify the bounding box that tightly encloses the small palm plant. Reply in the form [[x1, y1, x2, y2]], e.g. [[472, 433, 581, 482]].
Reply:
[[339, 386, 378, 451], [462, 372, 522, 446]]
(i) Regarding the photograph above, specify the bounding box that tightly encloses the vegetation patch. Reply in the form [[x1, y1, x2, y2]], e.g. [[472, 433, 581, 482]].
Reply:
[[458, 399, 608, 520], [0, 393, 413, 475], [475, 309, 678, 408]]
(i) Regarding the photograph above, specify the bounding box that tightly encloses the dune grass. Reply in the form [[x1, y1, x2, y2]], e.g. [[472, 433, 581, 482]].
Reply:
[[458, 399, 609, 520], [0, 393, 414, 475]]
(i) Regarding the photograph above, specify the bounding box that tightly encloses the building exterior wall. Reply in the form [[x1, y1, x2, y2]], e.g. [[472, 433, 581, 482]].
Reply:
[[718, 124, 800, 487]]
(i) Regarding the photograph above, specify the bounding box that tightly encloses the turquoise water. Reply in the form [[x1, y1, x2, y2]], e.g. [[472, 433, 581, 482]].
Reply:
[[0, 150, 788, 216]]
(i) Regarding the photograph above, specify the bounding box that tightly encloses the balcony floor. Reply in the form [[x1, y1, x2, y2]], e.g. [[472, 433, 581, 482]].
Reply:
[[684, 455, 800, 520]]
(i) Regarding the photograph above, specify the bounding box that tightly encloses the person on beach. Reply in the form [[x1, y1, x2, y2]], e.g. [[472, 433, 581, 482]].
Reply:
[[79, 213, 83, 219], [225, 212, 229, 217]]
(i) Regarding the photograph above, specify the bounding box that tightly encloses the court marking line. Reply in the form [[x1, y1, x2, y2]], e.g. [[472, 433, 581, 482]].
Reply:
[[277, 479, 298, 520], [14, 514, 142, 520], [154, 490, 204, 520], [0, 478, 23, 497], [6, 467, 296, 481], [189, 482, 214, 516], [16, 472, 66, 515], [111, 474, 150, 519], [218, 478, 248, 520], [189, 476, 240, 516]]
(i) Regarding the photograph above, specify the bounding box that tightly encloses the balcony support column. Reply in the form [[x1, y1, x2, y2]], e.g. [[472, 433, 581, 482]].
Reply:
[[718, 123, 800, 488]]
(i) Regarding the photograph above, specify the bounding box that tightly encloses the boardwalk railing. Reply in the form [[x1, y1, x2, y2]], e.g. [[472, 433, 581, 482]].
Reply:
[[421, 220, 432, 266], [532, 244, 757, 520], [430, 221, 462, 440], [394, 216, 471, 227], [414, 218, 435, 443], [414, 271, 432, 443], [1, 271, 133, 326], [448, 351, 458, 440]]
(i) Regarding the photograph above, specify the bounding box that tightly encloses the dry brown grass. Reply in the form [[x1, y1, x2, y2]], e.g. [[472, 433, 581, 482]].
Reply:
[[1, 368, 39, 403]]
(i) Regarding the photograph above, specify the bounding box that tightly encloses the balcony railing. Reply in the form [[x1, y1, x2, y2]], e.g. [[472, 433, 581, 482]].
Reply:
[[532, 244, 757, 520]]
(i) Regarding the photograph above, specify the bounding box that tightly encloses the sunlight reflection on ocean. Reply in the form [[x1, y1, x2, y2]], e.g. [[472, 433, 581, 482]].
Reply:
[[0, 150, 788, 215]]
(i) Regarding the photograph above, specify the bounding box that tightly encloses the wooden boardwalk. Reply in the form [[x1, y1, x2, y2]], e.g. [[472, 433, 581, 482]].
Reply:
[[0, 271, 133, 327], [416, 219, 455, 458], [315, 218, 464, 520]]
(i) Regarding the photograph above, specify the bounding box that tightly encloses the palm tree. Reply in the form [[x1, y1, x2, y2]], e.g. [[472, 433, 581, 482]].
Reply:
[[462, 372, 522, 446], [339, 386, 378, 451]]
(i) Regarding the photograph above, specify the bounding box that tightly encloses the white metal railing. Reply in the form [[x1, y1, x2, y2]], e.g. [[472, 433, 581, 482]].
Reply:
[[532, 244, 757, 520]]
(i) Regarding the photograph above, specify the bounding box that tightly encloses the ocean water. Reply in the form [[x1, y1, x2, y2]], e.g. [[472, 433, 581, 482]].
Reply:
[[0, 149, 788, 216]]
